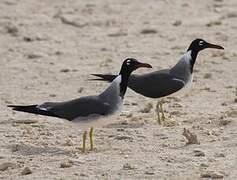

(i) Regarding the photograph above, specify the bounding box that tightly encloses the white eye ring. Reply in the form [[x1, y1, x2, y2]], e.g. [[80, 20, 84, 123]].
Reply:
[[126, 59, 131, 65], [199, 41, 204, 46]]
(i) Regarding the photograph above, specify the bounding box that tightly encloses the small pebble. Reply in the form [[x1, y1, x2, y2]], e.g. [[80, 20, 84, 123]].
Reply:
[[80, 173, 87, 177], [130, 116, 141, 122], [126, 112, 133, 118], [117, 128, 125, 132], [78, 87, 84, 93], [0, 162, 15, 171], [163, 119, 178, 127], [214, 153, 225, 158], [131, 102, 138, 106], [219, 119, 231, 126], [221, 102, 227, 106], [21, 167, 32, 175], [226, 12, 237, 18], [60, 160, 73, 168], [140, 103, 153, 113], [194, 150, 205, 157], [49, 94, 57, 97], [204, 73, 212, 79], [172, 20, 182, 26], [23, 36, 34, 42], [211, 172, 224, 179], [100, 47, 107, 51], [107, 32, 127, 37], [200, 163, 209, 167], [208, 158, 216, 162], [115, 136, 133, 141], [183, 128, 200, 145], [140, 29, 157, 34], [60, 69, 70, 73], [226, 110, 237, 118], [145, 171, 155, 175], [59, 15, 88, 28], [123, 163, 135, 170], [27, 54, 42, 59], [63, 139, 73, 146], [5, 23, 18, 36], [206, 20, 222, 27], [13, 119, 38, 124], [201, 171, 224, 179], [55, 51, 62, 55]]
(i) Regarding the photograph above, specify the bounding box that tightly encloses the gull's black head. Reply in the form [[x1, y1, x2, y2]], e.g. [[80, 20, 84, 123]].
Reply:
[[119, 58, 152, 97], [187, 39, 224, 52], [119, 58, 152, 75], [186, 39, 224, 73]]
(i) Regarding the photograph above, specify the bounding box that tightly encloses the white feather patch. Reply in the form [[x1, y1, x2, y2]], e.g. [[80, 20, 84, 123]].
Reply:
[[172, 78, 186, 86], [181, 50, 192, 65], [37, 105, 48, 111]]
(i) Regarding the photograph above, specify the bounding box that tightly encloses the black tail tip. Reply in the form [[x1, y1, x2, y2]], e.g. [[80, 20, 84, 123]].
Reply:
[[8, 105, 16, 108], [88, 78, 108, 81]]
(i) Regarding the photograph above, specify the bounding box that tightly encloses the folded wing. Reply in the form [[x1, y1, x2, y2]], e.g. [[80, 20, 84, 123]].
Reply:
[[8, 96, 110, 121], [128, 70, 185, 98]]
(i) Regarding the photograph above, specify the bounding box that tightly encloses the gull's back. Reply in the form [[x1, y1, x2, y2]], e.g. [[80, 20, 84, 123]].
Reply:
[[43, 75, 123, 121]]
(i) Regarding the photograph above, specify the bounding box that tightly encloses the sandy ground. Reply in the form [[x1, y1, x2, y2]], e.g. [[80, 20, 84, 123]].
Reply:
[[0, 0, 237, 179]]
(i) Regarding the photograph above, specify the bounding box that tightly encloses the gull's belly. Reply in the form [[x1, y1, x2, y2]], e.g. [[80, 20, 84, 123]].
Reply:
[[71, 99, 123, 131]]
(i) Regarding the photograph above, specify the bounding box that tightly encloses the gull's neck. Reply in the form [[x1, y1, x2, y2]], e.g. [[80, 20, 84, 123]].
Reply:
[[119, 69, 131, 98], [187, 47, 199, 73]]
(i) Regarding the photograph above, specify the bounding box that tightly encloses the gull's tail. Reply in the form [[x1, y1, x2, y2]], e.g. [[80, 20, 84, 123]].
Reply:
[[8, 105, 56, 117], [90, 74, 117, 82]]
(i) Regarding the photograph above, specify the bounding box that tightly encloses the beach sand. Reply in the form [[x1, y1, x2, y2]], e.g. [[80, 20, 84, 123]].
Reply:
[[0, 0, 236, 179]]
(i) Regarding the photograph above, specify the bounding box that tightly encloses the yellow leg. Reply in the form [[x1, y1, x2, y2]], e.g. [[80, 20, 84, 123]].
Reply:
[[82, 131, 87, 153], [156, 101, 161, 125], [159, 99, 165, 121], [89, 127, 94, 151]]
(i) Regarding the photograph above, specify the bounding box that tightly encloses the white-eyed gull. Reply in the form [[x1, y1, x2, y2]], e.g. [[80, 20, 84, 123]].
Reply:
[[8, 58, 152, 152], [91, 39, 224, 124]]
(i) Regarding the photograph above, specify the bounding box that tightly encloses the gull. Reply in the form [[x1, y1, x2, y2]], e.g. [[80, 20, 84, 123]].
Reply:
[[8, 58, 152, 152], [91, 39, 224, 124]]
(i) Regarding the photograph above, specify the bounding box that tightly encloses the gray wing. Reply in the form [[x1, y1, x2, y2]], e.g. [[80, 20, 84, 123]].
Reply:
[[128, 69, 185, 98], [39, 96, 110, 121]]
